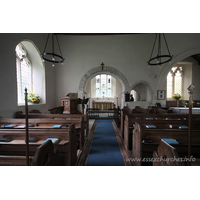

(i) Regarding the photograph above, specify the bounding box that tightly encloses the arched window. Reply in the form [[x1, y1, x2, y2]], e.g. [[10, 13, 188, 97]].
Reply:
[[96, 74, 112, 97], [15, 41, 46, 105], [167, 66, 183, 99], [16, 43, 32, 104]]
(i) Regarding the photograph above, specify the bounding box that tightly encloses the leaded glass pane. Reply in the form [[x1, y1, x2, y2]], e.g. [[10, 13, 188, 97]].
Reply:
[[101, 74, 106, 97], [167, 72, 173, 98], [174, 70, 182, 95], [107, 75, 111, 97], [20, 59, 31, 98]]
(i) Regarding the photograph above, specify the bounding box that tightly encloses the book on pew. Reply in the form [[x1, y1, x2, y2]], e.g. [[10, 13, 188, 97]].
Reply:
[[179, 125, 188, 130], [0, 136, 12, 142], [16, 125, 26, 129], [146, 118, 154, 120], [142, 139, 153, 143], [169, 124, 179, 129], [136, 117, 141, 119], [2, 124, 17, 129], [162, 138, 179, 144], [52, 125, 62, 129], [25, 137, 38, 143], [61, 125, 68, 128], [28, 124, 34, 127], [146, 125, 157, 129], [44, 138, 60, 144], [16, 124, 35, 128]]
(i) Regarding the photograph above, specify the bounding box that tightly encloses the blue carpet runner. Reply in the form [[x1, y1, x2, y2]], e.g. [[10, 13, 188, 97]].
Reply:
[[86, 119, 125, 166]]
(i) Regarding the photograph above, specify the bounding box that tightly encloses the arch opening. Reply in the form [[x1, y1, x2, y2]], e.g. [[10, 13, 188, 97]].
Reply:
[[79, 66, 129, 108]]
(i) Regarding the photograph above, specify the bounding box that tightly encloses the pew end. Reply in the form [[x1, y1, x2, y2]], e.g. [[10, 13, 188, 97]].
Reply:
[[153, 139, 183, 166], [32, 140, 56, 166]]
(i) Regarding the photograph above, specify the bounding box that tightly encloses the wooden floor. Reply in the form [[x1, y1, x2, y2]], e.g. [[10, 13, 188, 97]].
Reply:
[[76, 119, 132, 166]]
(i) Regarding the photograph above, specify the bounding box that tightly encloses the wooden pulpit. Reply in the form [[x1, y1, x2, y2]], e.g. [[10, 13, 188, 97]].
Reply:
[[61, 93, 78, 114]]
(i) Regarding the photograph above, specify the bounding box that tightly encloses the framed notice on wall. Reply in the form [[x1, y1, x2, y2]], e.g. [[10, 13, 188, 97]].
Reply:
[[157, 90, 165, 100]]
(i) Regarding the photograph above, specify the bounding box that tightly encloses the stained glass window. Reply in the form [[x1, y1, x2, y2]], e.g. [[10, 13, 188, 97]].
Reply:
[[95, 74, 112, 97], [107, 75, 111, 97]]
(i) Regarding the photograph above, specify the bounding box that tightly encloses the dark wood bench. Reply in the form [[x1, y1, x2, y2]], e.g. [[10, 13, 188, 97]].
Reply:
[[120, 106, 135, 139], [0, 123, 77, 166], [132, 119, 200, 166], [0, 140, 56, 166], [0, 155, 34, 166], [153, 139, 182, 166], [120, 106, 173, 139], [0, 117, 84, 150], [123, 113, 194, 151], [153, 139, 200, 166], [48, 106, 64, 114], [15, 111, 89, 138]]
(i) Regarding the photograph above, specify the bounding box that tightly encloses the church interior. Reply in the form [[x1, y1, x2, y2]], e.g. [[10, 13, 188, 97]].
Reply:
[[2, 2, 200, 199], [1, 33, 200, 167]]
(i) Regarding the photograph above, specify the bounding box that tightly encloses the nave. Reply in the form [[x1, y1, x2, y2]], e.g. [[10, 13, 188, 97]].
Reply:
[[77, 118, 131, 166], [85, 119, 125, 166]]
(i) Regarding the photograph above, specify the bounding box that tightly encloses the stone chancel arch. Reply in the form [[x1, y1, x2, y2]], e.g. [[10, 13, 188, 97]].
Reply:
[[79, 65, 130, 93], [79, 65, 130, 108]]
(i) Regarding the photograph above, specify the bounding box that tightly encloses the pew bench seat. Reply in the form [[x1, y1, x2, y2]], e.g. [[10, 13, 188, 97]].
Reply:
[[132, 121, 200, 166], [0, 155, 34, 166], [0, 123, 77, 166]]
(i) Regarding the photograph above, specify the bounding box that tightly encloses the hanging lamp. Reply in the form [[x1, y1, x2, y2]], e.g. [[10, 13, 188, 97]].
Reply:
[[41, 33, 64, 67], [147, 33, 173, 68]]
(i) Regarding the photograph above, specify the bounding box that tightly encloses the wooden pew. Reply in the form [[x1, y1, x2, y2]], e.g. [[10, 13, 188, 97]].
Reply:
[[134, 106, 173, 114], [153, 139, 200, 166], [0, 140, 56, 166], [0, 155, 34, 166], [15, 111, 89, 139], [120, 106, 135, 139], [153, 139, 183, 166], [32, 140, 56, 166], [48, 106, 64, 114], [120, 106, 173, 139], [123, 113, 191, 151], [132, 119, 200, 166], [0, 123, 77, 166], [0, 117, 84, 150]]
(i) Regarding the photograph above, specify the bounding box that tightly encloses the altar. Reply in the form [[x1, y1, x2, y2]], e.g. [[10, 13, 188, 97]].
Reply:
[[92, 101, 115, 110], [169, 107, 200, 114]]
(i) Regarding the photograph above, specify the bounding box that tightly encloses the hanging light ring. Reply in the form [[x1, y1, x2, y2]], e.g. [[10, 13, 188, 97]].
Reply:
[[42, 52, 64, 63], [148, 55, 172, 66]]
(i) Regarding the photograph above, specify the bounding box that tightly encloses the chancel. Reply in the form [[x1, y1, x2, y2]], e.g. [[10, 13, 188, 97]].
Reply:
[[1, 33, 200, 167]]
